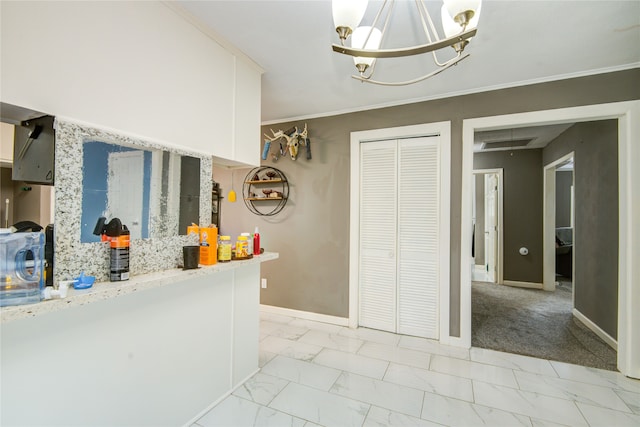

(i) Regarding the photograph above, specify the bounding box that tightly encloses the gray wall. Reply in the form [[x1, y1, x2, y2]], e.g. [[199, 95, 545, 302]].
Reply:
[[556, 170, 573, 228], [543, 120, 619, 339], [218, 69, 638, 336], [474, 150, 543, 283]]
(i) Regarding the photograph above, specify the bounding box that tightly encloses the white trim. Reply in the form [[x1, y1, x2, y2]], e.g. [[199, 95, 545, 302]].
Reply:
[[439, 126, 452, 343], [543, 152, 575, 292], [472, 265, 489, 282], [461, 100, 640, 378], [261, 64, 640, 125], [163, 2, 264, 74], [502, 280, 543, 290], [573, 309, 618, 351], [231, 55, 237, 161], [472, 168, 504, 285], [181, 368, 259, 427], [349, 122, 452, 342], [260, 304, 349, 327]]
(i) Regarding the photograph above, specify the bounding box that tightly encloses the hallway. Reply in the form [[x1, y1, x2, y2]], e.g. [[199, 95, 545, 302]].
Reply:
[[472, 281, 617, 371]]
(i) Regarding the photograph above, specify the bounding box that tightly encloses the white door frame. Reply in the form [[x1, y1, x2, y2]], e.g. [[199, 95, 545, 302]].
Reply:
[[107, 150, 144, 240], [461, 100, 640, 378], [543, 152, 575, 292], [472, 168, 504, 285], [349, 122, 452, 343]]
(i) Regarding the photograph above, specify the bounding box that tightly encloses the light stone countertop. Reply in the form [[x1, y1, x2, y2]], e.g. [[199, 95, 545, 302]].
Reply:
[[0, 252, 279, 324]]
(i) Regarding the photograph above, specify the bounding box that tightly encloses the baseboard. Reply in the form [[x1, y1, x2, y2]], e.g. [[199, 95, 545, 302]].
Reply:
[[573, 308, 618, 351], [472, 265, 489, 282], [182, 368, 259, 427], [503, 280, 543, 290], [440, 334, 471, 349], [260, 304, 349, 327]]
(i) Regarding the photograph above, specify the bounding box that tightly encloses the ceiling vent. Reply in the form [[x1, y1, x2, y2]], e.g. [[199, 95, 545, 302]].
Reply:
[[481, 138, 533, 150]]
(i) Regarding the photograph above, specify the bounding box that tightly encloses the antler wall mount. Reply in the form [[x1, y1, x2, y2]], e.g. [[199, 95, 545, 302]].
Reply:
[[263, 124, 311, 162]]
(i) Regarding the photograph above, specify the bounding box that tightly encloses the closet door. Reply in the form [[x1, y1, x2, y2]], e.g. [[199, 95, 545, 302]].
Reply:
[[358, 136, 441, 339], [359, 141, 397, 332], [397, 137, 440, 339]]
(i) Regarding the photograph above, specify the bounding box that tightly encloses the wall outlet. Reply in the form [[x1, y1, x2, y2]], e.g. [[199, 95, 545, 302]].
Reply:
[[261, 278, 267, 289]]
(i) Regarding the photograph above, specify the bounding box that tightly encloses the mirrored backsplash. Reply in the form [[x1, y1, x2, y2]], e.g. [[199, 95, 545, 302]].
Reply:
[[54, 119, 212, 282], [80, 141, 201, 243]]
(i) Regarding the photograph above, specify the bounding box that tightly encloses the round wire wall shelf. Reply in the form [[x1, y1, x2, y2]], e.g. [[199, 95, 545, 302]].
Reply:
[[243, 166, 289, 216]]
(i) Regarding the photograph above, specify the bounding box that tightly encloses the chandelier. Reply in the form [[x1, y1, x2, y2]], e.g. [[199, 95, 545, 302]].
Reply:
[[331, 0, 482, 86]]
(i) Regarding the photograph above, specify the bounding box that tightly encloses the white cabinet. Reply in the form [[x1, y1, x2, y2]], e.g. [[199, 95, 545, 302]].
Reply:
[[359, 136, 442, 339], [0, 123, 14, 165], [212, 55, 262, 168], [232, 57, 261, 167]]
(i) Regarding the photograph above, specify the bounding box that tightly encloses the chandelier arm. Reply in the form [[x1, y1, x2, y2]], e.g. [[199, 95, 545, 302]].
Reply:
[[376, 0, 395, 50], [370, 0, 390, 32], [430, 50, 451, 67], [332, 27, 476, 58], [351, 53, 469, 86], [382, 0, 395, 36], [414, 0, 452, 67], [429, 34, 460, 67], [361, 0, 390, 49], [416, 0, 439, 43]]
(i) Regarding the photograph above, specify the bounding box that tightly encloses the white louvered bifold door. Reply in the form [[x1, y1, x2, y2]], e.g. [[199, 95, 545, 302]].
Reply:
[[359, 141, 397, 332], [397, 137, 440, 339]]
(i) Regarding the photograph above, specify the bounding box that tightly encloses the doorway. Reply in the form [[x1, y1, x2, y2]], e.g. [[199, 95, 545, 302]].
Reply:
[[107, 150, 144, 240], [543, 152, 575, 292], [472, 133, 619, 370], [472, 169, 503, 285], [460, 101, 640, 378]]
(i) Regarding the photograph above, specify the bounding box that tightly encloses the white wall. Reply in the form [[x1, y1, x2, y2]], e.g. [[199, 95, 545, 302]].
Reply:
[[0, 1, 253, 156]]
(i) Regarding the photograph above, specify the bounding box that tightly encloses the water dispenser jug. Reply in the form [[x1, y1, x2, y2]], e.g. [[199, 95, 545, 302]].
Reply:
[[0, 230, 45, 307]]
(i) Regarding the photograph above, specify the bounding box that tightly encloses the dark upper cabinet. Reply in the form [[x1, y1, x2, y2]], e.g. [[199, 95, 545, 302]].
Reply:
[[12, 115, 55, 185]]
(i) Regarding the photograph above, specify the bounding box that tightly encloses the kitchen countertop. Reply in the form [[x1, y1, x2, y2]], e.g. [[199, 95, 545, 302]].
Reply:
[[0, 252, 278, 324]]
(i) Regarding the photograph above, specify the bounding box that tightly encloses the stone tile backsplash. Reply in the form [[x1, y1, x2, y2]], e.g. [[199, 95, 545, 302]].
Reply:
[[54, 119, 212, 282]]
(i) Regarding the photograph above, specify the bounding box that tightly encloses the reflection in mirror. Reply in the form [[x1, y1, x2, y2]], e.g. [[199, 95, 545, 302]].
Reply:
[[80, 140, 200, 243]]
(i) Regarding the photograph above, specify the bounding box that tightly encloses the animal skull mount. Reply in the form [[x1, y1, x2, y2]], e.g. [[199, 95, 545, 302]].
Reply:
[[264, 124, 309, 161]]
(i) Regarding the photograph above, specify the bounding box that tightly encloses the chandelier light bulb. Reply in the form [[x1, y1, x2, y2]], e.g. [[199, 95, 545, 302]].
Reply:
[[351, 26, 382, 72], [441, 5, 462, 38], [332, 0, 369, 40]]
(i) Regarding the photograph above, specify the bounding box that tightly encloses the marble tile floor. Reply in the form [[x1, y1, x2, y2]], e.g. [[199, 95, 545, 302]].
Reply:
[[193, 312, 640, 427]]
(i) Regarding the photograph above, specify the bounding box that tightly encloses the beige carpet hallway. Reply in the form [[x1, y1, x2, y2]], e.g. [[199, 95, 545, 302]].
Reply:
[[472, 280, 617, 371]]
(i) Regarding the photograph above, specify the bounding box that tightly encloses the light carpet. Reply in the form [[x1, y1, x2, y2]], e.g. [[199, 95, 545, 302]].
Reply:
[[472, 280, 617, 371]]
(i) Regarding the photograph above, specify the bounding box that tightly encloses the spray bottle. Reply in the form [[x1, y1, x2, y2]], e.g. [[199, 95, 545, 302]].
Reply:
[[94, 217, 130, 281], [253, 226, 260, 256]]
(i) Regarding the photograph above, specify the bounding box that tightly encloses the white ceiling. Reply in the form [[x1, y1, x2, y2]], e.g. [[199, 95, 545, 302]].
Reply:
[[177, 1, 639, 124]]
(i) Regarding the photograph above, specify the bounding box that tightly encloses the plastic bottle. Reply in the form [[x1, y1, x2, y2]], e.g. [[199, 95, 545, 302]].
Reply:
[[236, 235, 250, 259], [218, 236, 231, 262], [253, 226, 260, 255], [241, 232, 253, 255]]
